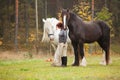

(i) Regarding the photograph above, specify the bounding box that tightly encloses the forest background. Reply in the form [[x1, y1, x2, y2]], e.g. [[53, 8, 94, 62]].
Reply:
[[0, 0, 120, 56]]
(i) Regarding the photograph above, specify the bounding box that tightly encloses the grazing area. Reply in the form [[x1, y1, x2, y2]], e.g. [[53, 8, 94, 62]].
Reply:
[[0, 0, 120, 80], [0, 53, 120, 80]]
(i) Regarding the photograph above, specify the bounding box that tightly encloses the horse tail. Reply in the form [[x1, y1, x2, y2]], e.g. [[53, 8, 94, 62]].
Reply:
[[98, 21, 110, 38], [97, 20, 110, 65]]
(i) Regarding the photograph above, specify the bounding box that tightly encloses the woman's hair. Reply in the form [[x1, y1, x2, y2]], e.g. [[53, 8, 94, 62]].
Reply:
[[56, 22, 64, 29]]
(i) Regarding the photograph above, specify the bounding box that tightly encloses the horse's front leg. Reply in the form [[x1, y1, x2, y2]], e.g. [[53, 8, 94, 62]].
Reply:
[[71, 41, 79, 66], [79, 43, 87, 66]]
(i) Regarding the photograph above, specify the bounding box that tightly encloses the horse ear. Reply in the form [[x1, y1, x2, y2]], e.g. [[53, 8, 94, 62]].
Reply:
[[59, 7, 62, 12], [67, 9, 69, 12], [42, 19, 46, 23]]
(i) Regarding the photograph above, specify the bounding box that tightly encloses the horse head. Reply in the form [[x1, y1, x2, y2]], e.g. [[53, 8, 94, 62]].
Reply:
[[41, 18, 55, 42], [42, 18, 62, 43], [61, 9, 70, 29]]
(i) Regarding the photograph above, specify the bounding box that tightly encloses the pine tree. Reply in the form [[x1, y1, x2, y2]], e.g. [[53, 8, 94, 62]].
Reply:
[[95, 7, 113, 37], [72, 1, 92, 21]]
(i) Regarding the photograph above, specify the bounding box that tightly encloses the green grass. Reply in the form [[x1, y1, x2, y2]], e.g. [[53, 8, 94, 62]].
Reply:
[[0, 55, 120, 80]]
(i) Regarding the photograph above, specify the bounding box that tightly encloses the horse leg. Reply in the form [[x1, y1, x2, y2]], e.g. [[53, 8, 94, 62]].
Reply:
[[51, 44, 57, 52], [99, 50, 106, 65], [97, 40, 110, 65], [79, 43, 87, 67], [71, 42, 79, 66], [52, 44, 61, 66]]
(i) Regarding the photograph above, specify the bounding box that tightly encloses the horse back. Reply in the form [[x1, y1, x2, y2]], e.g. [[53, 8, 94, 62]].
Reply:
[[80, 21, 103, 43], [95, 20, 110, 32]]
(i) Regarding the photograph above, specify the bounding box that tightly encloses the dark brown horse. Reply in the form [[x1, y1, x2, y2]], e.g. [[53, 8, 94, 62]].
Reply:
[[61, 9, 110, 66]]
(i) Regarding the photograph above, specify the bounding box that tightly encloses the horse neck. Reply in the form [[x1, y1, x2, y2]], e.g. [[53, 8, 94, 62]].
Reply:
[[68, 13, 83, 30], [70, 12, 83, 21]]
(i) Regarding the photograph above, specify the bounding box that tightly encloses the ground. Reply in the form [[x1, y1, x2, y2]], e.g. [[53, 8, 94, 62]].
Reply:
[[0, 51, 120, 80]]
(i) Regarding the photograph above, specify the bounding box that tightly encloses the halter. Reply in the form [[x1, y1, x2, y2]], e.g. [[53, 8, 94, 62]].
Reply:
[[48, 34, 54, 37]]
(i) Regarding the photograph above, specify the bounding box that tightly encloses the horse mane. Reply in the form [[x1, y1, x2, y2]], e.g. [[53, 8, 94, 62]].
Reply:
[[69, 12, 83, 22]]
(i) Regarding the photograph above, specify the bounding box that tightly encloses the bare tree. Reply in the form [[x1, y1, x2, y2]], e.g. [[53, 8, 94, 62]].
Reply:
[[25, 0, 29, 46], [35, 0, 39, 54], [15, 0, 19, 52]]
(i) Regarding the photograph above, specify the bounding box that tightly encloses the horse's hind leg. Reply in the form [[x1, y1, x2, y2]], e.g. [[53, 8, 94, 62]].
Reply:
[[97, 39, 110, 65]]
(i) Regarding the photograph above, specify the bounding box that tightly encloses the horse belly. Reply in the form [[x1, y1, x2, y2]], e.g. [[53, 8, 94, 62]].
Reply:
[[84, 32, 101, 43]]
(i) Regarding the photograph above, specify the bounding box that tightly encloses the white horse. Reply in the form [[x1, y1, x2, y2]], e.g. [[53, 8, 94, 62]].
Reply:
[[41, 18, 87, 66], [42, 18, 66, 51]]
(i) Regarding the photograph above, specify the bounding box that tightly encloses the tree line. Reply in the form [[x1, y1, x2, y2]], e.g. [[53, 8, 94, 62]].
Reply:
[[0, 0, 120, 51]]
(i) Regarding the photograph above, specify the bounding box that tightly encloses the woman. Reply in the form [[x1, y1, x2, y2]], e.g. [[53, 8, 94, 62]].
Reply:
[[52, 22, 68, 67]]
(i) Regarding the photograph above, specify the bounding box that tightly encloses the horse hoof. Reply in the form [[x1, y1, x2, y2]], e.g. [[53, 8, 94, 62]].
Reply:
[[72, 63, 79, 66], [80, 57, 87, 67], [99, 61, 107, 66], [80, 63, 87, 67]]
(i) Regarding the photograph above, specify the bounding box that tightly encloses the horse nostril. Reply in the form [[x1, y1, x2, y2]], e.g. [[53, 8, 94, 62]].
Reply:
[[50, 38, 54, 41]]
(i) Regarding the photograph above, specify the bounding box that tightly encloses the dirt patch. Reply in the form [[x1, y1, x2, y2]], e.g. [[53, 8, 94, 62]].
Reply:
[[0, 51, 44, 60], [0, 51, 24, 60]]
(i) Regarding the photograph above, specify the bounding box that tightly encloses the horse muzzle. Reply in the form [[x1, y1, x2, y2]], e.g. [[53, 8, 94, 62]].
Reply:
[[48, 34, 54, 41]]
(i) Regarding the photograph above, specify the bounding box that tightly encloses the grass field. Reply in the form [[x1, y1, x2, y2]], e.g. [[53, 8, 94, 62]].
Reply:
[[0, 54, 120, 80]]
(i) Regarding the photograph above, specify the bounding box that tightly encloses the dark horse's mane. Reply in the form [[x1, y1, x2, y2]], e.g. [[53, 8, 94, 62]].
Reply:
[[69, 12, 83, 22], [69, 11, 102, 25]]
